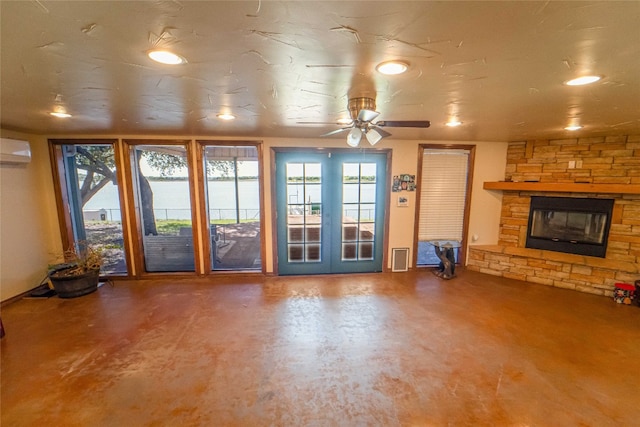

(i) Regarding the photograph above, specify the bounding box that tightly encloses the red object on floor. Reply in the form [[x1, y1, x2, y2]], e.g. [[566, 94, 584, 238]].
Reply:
[[615, 283, 635, 291]]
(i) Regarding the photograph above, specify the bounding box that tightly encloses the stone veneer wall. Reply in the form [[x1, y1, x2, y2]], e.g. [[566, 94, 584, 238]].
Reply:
[[467, 135, 640, 296]]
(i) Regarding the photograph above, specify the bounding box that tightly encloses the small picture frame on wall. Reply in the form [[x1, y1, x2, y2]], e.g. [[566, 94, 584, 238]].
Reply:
[[392, 175, 401, 192], [392, 174, 416, 192], [397, 196, 409, 207]]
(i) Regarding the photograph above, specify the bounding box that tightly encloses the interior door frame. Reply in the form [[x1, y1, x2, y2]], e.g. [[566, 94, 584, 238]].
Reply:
[[270, 147, 392, 276]]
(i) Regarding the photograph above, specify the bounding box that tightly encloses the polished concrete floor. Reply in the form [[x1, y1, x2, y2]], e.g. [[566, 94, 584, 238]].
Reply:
[[1, 269, 638, 426]]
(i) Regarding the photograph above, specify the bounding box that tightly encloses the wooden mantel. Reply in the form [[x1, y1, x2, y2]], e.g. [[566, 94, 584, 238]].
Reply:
[[483, 181, 640, 194]]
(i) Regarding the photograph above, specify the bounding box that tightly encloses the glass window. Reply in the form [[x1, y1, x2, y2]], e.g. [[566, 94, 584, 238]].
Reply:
[[286, 163, 322, 263], [133, 145, 195, 272], [204, 145, 261, 271], [341, 163, 377, 261], [56, 143, 128, 275], [417, 149, 470, 266]]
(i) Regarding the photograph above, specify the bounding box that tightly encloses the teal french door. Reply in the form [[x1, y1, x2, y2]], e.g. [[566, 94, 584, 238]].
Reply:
[[275, 150, 387, 275]]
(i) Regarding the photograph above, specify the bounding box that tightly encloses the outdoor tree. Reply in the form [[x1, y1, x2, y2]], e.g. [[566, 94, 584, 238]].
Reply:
[[74, 146, 117, 205], [74, 145, 236, 235]]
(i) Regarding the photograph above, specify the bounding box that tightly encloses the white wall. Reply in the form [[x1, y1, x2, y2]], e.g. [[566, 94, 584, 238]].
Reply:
[[0, 133, 507, 300], [0, 131, 62, 301]]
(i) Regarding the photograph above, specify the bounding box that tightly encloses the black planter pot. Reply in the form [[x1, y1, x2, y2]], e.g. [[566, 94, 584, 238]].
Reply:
[[49, 268, 100, 299]]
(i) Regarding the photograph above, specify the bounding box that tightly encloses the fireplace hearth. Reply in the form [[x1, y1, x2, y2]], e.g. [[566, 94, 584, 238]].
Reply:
[[525, 196, 614, 258]]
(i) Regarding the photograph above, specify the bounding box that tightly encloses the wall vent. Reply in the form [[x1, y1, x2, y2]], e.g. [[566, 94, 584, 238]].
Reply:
[[392, 248, 409, 272]]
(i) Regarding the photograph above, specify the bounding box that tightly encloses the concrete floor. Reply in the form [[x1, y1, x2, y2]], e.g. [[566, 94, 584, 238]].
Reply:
[[1, 269, 638, 426]]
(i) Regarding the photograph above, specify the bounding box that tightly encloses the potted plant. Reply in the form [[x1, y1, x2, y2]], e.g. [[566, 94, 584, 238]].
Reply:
[[48, 243, 103, 298]]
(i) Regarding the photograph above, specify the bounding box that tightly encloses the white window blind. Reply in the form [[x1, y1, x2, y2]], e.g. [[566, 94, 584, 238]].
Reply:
[[418, 149, 469, 241]]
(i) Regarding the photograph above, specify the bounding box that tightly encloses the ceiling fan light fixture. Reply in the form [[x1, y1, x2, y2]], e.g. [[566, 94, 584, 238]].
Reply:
[[564, 75, 602, 86], [347, 128, 363, 147], [365, 128, 384, 146], [147, 49, 187, 65], [376, 60, 409, 75]]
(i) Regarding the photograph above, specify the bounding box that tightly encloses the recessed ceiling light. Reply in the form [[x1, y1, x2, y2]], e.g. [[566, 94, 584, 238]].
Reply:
[[564, 124, 583, 131], [445, 120, 462, 127], [147, 49, 187, 65], [565, 75, 602, 86], [50, 109, 72, 118], [217, 113, 236, 120], [376, 61, 409, 75]]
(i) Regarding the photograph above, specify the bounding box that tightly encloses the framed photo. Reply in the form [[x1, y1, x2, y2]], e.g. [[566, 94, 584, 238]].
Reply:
[[392, 174, 416, 192], [392, 175, 401, 192], [397, 196, 408, 207]]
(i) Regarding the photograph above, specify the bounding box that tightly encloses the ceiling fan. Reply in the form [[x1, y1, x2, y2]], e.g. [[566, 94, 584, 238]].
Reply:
[[323, 97, 430, 147]]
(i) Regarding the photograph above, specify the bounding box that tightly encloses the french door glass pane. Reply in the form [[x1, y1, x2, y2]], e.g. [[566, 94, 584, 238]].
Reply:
[[286, 163, 322, 263], [134, 145, 194, 272], [62, 144, 128, 275], [341, 163, 376, 261], [204, 145, 261, 271]]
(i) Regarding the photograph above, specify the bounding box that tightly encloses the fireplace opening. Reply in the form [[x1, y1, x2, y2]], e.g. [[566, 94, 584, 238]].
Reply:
[[525, 196, 614, 258]]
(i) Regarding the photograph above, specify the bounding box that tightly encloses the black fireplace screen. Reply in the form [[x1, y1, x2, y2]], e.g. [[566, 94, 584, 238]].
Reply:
[[526, 197, 614, 258]]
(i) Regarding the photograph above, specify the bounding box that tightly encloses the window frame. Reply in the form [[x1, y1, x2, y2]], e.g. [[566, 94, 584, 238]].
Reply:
[[413, 144, 475, 268]]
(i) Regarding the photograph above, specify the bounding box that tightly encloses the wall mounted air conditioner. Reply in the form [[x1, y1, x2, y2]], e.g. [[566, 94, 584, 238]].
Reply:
[[0, 138, 32, 164]]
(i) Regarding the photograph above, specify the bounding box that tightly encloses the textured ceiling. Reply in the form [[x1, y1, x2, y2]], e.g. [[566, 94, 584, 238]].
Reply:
[[1, 1, 639, 142]]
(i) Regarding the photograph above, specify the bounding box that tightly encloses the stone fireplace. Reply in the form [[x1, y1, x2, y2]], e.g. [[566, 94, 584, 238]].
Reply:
[[467, 135, 640, 297]]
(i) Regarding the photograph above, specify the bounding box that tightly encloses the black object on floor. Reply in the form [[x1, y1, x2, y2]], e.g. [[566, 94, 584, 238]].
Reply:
[[25, 284, 57, 299]]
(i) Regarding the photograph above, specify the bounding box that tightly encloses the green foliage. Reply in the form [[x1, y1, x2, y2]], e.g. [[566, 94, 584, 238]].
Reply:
[[76, 145, 115, 181], [205, 160, 234, 178], [344, 175, 376, 183], [101, 243, 123, 250], [143, 151, 187, 177], [287, 176, 321, 182], [155, 219, 257, 235], [210, 219, 257, 224], [142, 151, 236, 178], [155, 220, 193, 234]]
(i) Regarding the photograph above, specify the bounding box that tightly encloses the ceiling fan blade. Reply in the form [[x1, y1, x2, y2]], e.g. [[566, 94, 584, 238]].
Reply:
[[321, 127, 352, 137], [369, 126, 392, 138], [376, 120, 431, 128], [357, 109, 379, 123], [297, 121, 350, 125]]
